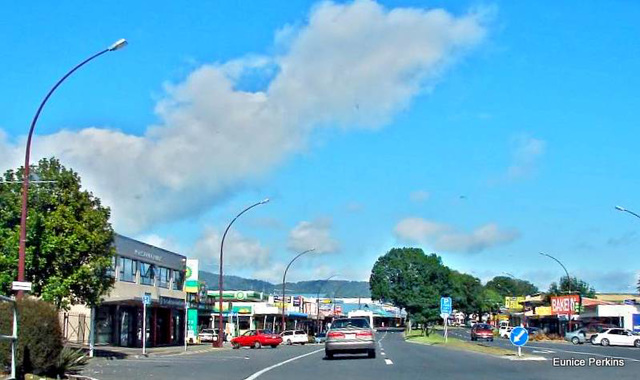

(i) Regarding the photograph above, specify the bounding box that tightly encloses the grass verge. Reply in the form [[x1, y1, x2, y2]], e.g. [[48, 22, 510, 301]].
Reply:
[[404, 330, 525, 357]]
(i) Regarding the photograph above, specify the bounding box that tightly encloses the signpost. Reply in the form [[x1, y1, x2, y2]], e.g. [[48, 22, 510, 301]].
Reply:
[[440, 297, 452, 342], [142, 293, 151, 355], [509, 326, 529, 357]]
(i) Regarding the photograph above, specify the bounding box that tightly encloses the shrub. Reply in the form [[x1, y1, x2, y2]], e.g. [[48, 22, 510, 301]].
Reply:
[[0, 297, 63, 377], [55, 347, 89, 376]]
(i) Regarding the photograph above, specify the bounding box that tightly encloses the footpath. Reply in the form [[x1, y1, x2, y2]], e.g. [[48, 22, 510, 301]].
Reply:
[[67, 342, 230, 360]]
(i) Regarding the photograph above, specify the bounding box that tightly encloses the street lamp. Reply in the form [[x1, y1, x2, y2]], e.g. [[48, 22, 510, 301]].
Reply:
[[615, 205, 640, 220], [15, 38, 128, 299], [216, 198, 269, 347], [539, 252, 573, 331], [316, 274, 338, 333], [281, 248, 316, 332]]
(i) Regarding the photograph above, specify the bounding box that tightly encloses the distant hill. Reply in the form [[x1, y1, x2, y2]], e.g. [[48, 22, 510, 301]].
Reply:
[[199, 271, 371, 297]]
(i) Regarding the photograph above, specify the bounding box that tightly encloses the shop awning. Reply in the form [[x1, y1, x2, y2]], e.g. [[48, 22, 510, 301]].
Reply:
[[286, 312, 308, 318]]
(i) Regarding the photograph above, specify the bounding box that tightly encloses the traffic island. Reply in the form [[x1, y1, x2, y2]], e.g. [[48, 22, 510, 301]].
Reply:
[[404, 330, 542, 359]]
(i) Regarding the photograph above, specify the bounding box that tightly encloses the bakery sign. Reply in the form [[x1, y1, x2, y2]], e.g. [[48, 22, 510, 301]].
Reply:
[[551, 295, 580, 315]]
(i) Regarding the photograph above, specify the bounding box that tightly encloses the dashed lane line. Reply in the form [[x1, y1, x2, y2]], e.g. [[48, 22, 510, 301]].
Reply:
[[244, 348, 324, 380], [384, 359, 393, 365]]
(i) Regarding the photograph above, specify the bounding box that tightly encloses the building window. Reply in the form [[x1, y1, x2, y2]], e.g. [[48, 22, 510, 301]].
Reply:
[[158, 267, 170, 288], [140, 262, 156, 286], [172, 270, 184, 290], [106, 255, 117, 278], [119, 257, 137, 283]]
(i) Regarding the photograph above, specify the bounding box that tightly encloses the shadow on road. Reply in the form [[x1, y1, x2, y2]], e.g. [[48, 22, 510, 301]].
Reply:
[[323, 355, 373, 361]]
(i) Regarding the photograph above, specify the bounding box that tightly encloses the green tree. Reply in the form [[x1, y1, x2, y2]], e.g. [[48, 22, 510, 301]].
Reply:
[[0, 158, 115, 309], [548, 275, 596, 298], [450, 271, 484, 315], [485, 276, 539, 298], [370, 248, 452, 332]]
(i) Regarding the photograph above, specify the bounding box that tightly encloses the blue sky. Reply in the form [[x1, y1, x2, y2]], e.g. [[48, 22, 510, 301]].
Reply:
[[1, 1, 639, 292]]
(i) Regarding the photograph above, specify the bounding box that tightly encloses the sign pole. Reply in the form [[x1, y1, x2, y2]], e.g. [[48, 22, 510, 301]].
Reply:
[[184, 301, 188, 351], [518, 346, 522, 357], [445, 317, 448, 343], [142, 301, 147, 355]]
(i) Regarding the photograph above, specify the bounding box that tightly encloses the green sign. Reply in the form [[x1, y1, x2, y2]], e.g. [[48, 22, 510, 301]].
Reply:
[[187, 309, 198, 338]]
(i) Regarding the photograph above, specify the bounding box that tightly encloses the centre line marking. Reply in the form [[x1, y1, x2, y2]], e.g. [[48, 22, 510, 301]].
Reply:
[[385, 359, 393, 365], [244, 348, 324, 380]]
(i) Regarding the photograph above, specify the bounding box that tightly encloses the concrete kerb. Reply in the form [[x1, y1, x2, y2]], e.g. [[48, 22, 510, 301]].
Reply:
[[84, 344, 230, 361]]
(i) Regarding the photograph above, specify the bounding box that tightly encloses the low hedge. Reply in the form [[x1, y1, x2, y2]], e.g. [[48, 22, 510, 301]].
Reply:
[[0, 297, 63, 377]]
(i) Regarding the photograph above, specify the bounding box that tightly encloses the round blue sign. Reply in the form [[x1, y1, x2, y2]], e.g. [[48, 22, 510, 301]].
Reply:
[[509, 326, 529, 347]]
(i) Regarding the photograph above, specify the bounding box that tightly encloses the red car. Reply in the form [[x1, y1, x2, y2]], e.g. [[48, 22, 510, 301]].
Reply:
[[470, 324, 494, 341], [231, 330, 283, 349]]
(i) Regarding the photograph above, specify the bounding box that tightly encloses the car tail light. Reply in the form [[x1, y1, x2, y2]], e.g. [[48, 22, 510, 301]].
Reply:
[[356, 331, 373, 337], [328, 332, 345, 339]]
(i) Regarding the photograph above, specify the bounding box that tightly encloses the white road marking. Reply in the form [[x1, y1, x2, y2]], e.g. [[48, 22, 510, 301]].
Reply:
[[381, 352, 386, 356], [532, 350, 555, 354], [384, 359, 393, 365], [524, 345, 640, 363], [244, 349, 324, 380]]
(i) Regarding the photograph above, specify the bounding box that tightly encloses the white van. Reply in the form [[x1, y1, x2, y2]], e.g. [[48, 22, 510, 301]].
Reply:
[[280, 330, 308, 345], [347, 310, 374, 329]]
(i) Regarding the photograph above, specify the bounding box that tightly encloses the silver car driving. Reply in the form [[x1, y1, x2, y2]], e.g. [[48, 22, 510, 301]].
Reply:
[[325, 318, 376, 359]]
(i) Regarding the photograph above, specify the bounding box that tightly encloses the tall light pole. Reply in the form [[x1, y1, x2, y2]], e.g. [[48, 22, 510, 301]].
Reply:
[[615, 205, 640, 220], [316, 274, 338, 333], [281, 249, 315, 333], [15, 38, 128, 299], [539, 252, 573, 331], [216, 199, 269, 347]]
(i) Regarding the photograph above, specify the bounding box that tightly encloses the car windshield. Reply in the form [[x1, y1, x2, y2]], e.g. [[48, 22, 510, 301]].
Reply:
[[331, 319, 370, 329]]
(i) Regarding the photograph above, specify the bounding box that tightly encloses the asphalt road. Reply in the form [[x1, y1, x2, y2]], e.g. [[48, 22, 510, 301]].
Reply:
[[82, 331, 640, 379]]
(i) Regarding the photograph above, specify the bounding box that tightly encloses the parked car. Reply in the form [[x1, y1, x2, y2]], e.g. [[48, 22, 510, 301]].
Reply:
[[471, 324, 494, 341], [591, 328, 640, 347], [565, 328, 588, 345], [499, 326, 513, 339], [315, 332, 327, 343], [325, 317, 376, 359], [583, 324, 617, 343], [231, 329, 282, 349], [198, 328, 218, 342], [526, 327, 543, 337], [281, 330, 308, 345]]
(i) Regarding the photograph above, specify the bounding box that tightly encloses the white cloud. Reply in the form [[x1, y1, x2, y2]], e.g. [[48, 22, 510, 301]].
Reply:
[[192, 227, 270, 272], [410, 190, 430, 203], [0, 1, 488, 233], [507, 135, 546, 179], [394, 217, 519, 253], [288, 219, 340, 254]]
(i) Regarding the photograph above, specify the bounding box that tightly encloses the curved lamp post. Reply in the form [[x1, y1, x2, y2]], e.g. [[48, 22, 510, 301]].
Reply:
[[216, 198, 269, 347], [16, 38, 128, 299], [281, 248, 316, 332], [316, 274, 338, 333], [539, 252, 573, 330], [615, 205, 640, 220]]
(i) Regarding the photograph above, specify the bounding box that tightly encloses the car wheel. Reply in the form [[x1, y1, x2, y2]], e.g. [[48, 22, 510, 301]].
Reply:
[[271, 345, 278, 348], [326, 350, 334, 359], [634, 339, 640, 348], [301, 342, 306, 345], [572, 337, 579, 345], [254, 341, 262, 349], [232, 342, 240, 349], [287, 339, 292, 345], [368, 349, 376, 359], [601, 338, 609, 346], [490, 338, 494, 342]]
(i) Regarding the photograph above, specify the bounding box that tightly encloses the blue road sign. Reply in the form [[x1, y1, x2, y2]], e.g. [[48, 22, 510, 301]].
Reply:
[[509, 326, 529, 347], [440, 297, 452, 314], [142, 293, 151, 305]]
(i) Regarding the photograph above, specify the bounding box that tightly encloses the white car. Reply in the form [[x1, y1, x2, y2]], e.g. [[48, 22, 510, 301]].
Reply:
[[281, 330, 308, 345], [591, 328, 640, 347], [198, 328, 218, 342], [499, 326, 513, 339]]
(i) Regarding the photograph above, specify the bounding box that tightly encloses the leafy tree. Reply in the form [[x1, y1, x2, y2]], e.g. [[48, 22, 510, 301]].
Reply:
[[450, 271, 484, 315], [485, 275, 539, 298], [0, 158, 115, 309], [370, 248, 452, 333], [548, 275, 596, 298]]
